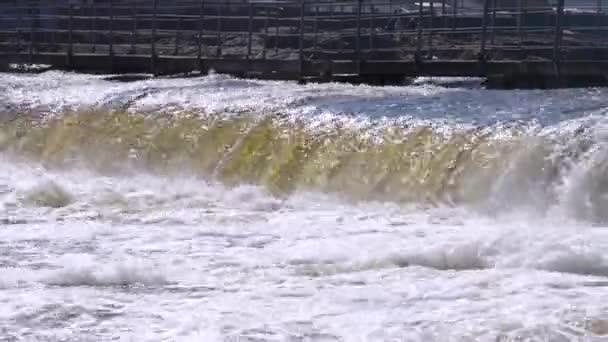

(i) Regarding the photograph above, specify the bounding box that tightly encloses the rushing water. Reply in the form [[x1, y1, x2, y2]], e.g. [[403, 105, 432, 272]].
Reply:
[[1, 71, 608, 341]]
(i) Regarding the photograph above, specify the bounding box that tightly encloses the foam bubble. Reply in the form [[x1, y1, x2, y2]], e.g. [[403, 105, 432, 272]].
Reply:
[[402, 243, 489, 271], [43, 255, 169, 287], [295, 242, 488, 277], [20, 180, 73, 208], [0, 268, 32, 289], [536, 250, 608, 277]]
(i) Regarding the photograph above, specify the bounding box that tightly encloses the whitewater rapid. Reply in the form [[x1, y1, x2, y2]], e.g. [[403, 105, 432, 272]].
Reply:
[[1, 71, 608, 341]]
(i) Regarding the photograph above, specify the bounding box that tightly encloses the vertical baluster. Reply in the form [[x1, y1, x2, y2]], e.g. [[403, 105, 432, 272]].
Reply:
[[522, 0, 527, 47], [274, 7, 279, 54], [263, 7, 269, 59], [247, 1, 253, 59], [313, 5, 318, 56], [369, 4, 374, 53], [596, 0, 602, 56], [480, 0, 490, 59], [428, 0, 434, 55], [68, 4, 73, 65], [603, 0, 606, 52], [517, 0, 523, 47], [356, 0, 362, 73], [299, 0, 305, 79], [198, 0, 205, 62], [452, 0, 457, 36], [50, 4, 56, 52], [28, 4, 34, 64], [216, 3, 222, 57], [91, 4, 97, 53], [490, 0, 496, 46], [109, 0, 114, 57], [338, 5, 344, 55], [174, 15, 181, 55], [553, 0, 564, 63], [151, 0, 158, 74], [416, 0, 423, 59], [16, 0, 22, 58], [131, 1, 138, 54], [442, 0, 446, 25]]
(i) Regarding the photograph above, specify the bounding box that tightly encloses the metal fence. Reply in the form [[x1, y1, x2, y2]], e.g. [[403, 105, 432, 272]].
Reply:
[[0, 0, 607, 66]]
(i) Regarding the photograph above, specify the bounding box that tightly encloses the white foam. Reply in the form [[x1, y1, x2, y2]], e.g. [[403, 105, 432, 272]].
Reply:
[[1, 73, 608, 340], [535, 249, 608, 277], [221, 185, 284, 212], [402, 242, 488, 271], [0, 268, 33, 289], [19, 180, 74, 208], [0, 71, 457, 123], [43, 254, 168, 287], [0, 165, 604, 340]]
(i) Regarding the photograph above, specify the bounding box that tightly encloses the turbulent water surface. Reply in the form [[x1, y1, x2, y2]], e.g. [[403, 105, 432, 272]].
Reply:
[[1, 71, 608, 341]]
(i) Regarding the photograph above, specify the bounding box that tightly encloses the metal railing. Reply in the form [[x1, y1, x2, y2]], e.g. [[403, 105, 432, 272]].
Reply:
[[0, 0, 607, 67]]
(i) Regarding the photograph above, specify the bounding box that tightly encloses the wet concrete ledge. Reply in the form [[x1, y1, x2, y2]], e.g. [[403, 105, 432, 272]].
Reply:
[[1, 53, 607, 89]]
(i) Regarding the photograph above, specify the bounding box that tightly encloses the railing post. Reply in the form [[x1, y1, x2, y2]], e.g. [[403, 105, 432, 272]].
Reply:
[[174, 16, 182, 55], [490, 0, 496, 46], [198, 0, 205, 68], [517, 0, 523, 47], [50, 5, 56, 52], [416, 0, 424, 60], [452, 0, 457, 36], [441, 0, 448, 32], [598, 0, 608, 48], [263, 8, 269, 59], [28, 4, 34, 64], [299, 0, 305, 80], [216, 3, 222, 57], [313, 5, 318, 55], [92, 5, 97, 53], [545, 1, 551, 30], [390, 0, 396, 41], [151, 0, 158, 74], [428, 0, 434, 53], [274, 8, 279, 54], [522, 0, 527, 45], [16, 0, 22, 59], [338, 6, 344, 55], [553, 0, 565, 64], [247, 1, 253, 59], [109, 0, 114, 58], [480, 0, 489, 59], [356, 0, 362, 74], [596, 0, 602, 52], [68, 4, 73, 66], [369, 4, 374, 52], [131, 1, 138, 54]]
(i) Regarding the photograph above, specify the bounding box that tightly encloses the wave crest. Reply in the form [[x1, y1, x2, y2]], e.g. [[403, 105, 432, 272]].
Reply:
[[1, 110, 608, 222]]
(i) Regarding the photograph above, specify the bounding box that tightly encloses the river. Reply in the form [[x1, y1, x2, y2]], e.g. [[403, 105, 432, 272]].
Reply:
[[0, 71, 607, 341]]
